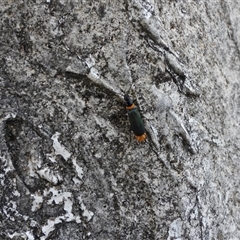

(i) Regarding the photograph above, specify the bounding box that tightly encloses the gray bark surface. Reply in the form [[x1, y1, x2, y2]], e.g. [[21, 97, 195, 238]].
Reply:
[[1, 0, 240, 239]]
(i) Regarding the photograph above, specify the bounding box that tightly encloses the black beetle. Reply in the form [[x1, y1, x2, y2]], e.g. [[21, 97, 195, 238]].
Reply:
[[124, 94, 146, 142]]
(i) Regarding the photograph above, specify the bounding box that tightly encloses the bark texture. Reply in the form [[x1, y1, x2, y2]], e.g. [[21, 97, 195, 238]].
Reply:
[[1, 0, 240, 239]]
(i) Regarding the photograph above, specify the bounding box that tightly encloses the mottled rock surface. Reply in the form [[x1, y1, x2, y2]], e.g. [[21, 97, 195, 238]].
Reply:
[[1, 0, 240, 239]]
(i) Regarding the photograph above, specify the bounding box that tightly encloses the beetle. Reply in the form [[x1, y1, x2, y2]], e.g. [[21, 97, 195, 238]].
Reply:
[[124, 94, 147, 142]]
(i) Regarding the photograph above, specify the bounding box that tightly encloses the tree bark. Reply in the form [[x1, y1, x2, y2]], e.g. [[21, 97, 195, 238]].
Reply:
[[1, 0, 240, 239]]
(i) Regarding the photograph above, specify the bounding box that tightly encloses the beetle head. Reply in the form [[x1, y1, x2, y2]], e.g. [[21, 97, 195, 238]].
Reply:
[[124, 94, 133, 106]]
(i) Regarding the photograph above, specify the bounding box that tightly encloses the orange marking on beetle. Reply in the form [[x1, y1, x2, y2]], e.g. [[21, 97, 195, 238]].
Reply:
[[126, 104, 135, 110], [135, 132, 147, 142]]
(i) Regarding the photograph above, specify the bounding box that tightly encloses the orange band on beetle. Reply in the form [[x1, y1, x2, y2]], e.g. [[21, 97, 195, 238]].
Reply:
[[126, 104, 135, 110], [135, 132, 147, 142]]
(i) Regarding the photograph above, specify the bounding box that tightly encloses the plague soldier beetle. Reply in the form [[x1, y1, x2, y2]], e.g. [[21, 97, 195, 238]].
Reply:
[[124, 94, 147, 142]]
